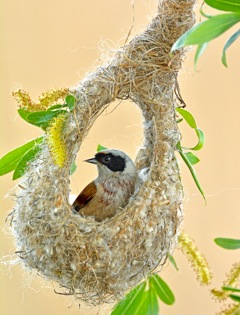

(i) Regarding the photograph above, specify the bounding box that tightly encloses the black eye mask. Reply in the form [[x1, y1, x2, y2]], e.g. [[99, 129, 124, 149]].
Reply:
[[95, 153, 126, 172]]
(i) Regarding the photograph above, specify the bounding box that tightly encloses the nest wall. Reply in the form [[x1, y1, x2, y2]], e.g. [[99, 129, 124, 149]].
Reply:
[[9, 0, 196, 304]]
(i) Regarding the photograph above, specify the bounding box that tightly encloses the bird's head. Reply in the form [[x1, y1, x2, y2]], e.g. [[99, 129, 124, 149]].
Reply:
[[85, 149, 137, 179]]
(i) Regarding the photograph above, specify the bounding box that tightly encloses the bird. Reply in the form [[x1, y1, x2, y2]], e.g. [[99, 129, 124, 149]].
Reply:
[[72, 149, 138, 222]]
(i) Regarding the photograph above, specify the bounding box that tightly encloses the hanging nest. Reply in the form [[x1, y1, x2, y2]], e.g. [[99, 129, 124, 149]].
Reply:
[[8, 0, 196, 305]]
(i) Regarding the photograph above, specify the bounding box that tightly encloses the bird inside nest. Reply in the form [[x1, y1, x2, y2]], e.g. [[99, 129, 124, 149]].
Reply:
[[72, 149, 138, 222]]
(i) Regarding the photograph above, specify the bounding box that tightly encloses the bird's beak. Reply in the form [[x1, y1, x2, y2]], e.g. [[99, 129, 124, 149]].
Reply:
[[84, 157, 97, 164]]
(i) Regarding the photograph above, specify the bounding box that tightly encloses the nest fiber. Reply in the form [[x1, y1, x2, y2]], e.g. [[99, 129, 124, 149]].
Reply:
[[9, 0, 196, 304]]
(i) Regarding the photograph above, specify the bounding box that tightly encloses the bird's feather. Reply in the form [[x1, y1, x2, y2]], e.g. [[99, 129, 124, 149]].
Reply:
[[72, 181, 97, 211]]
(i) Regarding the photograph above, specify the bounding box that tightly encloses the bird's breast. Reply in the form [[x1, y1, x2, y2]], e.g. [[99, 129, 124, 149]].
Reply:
[[99, 176, 135, 206], [79, 176, 135, 221]]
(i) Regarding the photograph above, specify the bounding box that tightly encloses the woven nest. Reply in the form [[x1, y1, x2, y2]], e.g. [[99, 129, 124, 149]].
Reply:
[[9, 0, 196, 305]]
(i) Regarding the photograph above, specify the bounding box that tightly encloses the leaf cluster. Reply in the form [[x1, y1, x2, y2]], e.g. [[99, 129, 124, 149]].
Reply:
[[172, 0, 240, 67], [0, 95, 76, 180], [214, 238, 240, 304], [222, 287, 240, 303], [176, 108, 205, 201], [111, 274, 175, 315]]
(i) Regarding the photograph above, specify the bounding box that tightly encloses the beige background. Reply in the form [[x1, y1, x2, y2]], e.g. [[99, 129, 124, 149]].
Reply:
[[1, 1, 240, 314]]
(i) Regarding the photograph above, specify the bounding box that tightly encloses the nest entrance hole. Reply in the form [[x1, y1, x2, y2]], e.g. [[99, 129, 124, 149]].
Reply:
[[70, 99, 143, 198]]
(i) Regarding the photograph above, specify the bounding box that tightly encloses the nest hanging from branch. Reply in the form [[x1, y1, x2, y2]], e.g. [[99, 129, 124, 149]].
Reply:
[[9, 0, 196, 305]]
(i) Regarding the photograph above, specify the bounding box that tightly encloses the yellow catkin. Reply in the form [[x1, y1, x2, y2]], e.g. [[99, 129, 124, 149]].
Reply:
[[217, 303, 240, 315], [211, 288, 228, 301], [12, 90, 33, 110], [225, 262, 240, 288], [178, 232, 212, 286], [39, 88, 70, 110], [12, 88, 70, 112], [212, 262, 240, 301], [46, 114, 67, 168]]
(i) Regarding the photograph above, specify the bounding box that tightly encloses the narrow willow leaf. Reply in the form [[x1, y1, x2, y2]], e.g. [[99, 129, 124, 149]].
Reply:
[[205, 0, 240, 13], [70, 161, 77, 175], [229, 294, 240, 302], [214, 238, 240, 250], [47, 104, 66, 111], [65, 95, 76, 111], [26, 110, 66, 129], [13, 143, 42, 180], [223, 287, 240, 293], [176, 108, 197, 129], [178, 146, 206, 202], [200, 5, 213, 19], [176, 118, 183, 124], [178, 129, 205, 151], [194, 43, 208, 69], [149, 274, 175, 305], [177, 109, 205, 151], [192, 129, 205, 151], [185, 152, 200, 165], [172, 13, 240, 50], [97, 144, 108, 152], [168, 254, 179, 271], [18, 108, 66, 130], [0, 137, 43, 176], [139, 289, 159, 315], [222, 29, 240, 67], [111, 282, 147, 315], [182, 128, 205, 152]]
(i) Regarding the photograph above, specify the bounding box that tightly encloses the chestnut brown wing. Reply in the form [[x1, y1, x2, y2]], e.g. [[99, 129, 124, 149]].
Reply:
[[72, 181, 97, 212]]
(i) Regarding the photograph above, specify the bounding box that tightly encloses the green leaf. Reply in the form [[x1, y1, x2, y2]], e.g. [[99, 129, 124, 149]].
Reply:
[[18, 108, 66, 130], [70, 161, 77, 175], [168, 254, 179, 271], [139, 289, 159, 315], [47, 104, 66, 111], [214, 238, 240, 250], [65, 95, 76, 111], [111, 282, 147, 315], [176, 118, 183, 124], [223, 287, 240, 293], [191, 129, 205, 151], [0, 137, 43, 176], [229, 294, 240, 302], [97, 144, 108, 152], [222, 29, 240, 67], [194, 43, 208, 69], [205, 0, 240, 13], [185, 152, 200, 165], [200, 5, 213, 19], [149, 274, 175, 305], [176, 108, 205, 151], [13, 140, 43, 180], [175, 108, 205, 200], [176, 108, 197, 129], [111, 275, 175, 315], [177, 144, 206, 202], [183, 128, 205, 151], [171, 13, 240, 50]]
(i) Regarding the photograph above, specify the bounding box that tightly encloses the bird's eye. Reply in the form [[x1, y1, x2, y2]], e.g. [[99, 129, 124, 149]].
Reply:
[[103, 155, 111, 163]]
